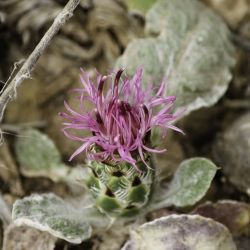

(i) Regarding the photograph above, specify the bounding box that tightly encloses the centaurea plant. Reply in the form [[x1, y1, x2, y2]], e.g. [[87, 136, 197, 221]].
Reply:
[[12, 68, 217, 244], [60, 68, 182, 217]]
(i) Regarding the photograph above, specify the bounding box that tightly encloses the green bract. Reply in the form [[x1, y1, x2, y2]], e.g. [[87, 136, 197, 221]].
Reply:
[[87, 158, 154, 217]]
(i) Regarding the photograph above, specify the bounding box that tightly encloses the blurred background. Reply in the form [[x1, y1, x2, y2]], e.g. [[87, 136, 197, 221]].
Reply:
[[0, 0, 249, 249]]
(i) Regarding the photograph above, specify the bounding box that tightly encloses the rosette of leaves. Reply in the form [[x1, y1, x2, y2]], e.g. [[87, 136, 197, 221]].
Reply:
[[9, 0, 232, 245]]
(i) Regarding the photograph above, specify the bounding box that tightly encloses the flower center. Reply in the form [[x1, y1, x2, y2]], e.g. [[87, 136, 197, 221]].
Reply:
[[118, 100, 132, 116]]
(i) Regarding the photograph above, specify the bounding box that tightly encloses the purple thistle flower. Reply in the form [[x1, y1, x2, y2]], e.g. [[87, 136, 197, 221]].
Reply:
[[60, 68, 183, 170]]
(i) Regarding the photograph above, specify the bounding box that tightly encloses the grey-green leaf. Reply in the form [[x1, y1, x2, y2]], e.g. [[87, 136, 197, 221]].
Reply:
[[15, 129, 61, 173], [122, 215, 236, 250], [116, 0, 235, 116], [14, 129, 86, 184], [12, 193, 92, 244], [151, 157, 217, 209]]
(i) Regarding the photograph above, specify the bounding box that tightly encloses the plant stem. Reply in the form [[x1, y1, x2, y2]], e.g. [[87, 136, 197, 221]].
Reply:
[[0, 0, 80, 123]]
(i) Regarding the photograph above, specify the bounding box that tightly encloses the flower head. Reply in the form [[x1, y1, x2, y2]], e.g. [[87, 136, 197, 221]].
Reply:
[[60, 68, 183, 170]]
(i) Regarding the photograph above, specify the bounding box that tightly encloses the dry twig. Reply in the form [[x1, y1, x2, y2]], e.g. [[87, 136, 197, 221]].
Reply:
[[0, 0, 80, 125]]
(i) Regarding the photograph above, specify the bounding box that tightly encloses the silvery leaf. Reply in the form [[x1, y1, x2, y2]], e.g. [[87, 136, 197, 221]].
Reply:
[[122, 215, 236, 250], [150, 157, 217, 209], [116, 0, 235, 117], [12, 193, 93, 244]]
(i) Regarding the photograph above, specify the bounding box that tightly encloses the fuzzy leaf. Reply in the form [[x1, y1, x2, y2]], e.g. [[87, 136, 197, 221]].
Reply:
[[116, 0, 235, 116], [15, 129, 61, 171], [14, 129, 86, 184], [151, 157, 217, 209], [122, 215, 236, 250], [12, 193, 92, 244]]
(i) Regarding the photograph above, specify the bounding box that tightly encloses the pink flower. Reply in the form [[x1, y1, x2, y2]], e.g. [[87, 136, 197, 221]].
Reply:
[[60, 68, 183, 170]]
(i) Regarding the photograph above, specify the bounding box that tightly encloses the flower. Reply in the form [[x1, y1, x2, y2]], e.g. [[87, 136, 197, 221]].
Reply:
[[60, 68, 183, 170]]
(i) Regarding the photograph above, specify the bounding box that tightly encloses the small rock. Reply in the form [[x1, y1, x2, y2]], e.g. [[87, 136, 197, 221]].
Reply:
[[192, 200, 250, 236], [213, 112, 250, 194]]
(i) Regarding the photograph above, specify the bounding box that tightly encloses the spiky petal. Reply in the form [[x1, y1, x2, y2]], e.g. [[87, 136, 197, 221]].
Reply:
[[60, 68, 182, 169]]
